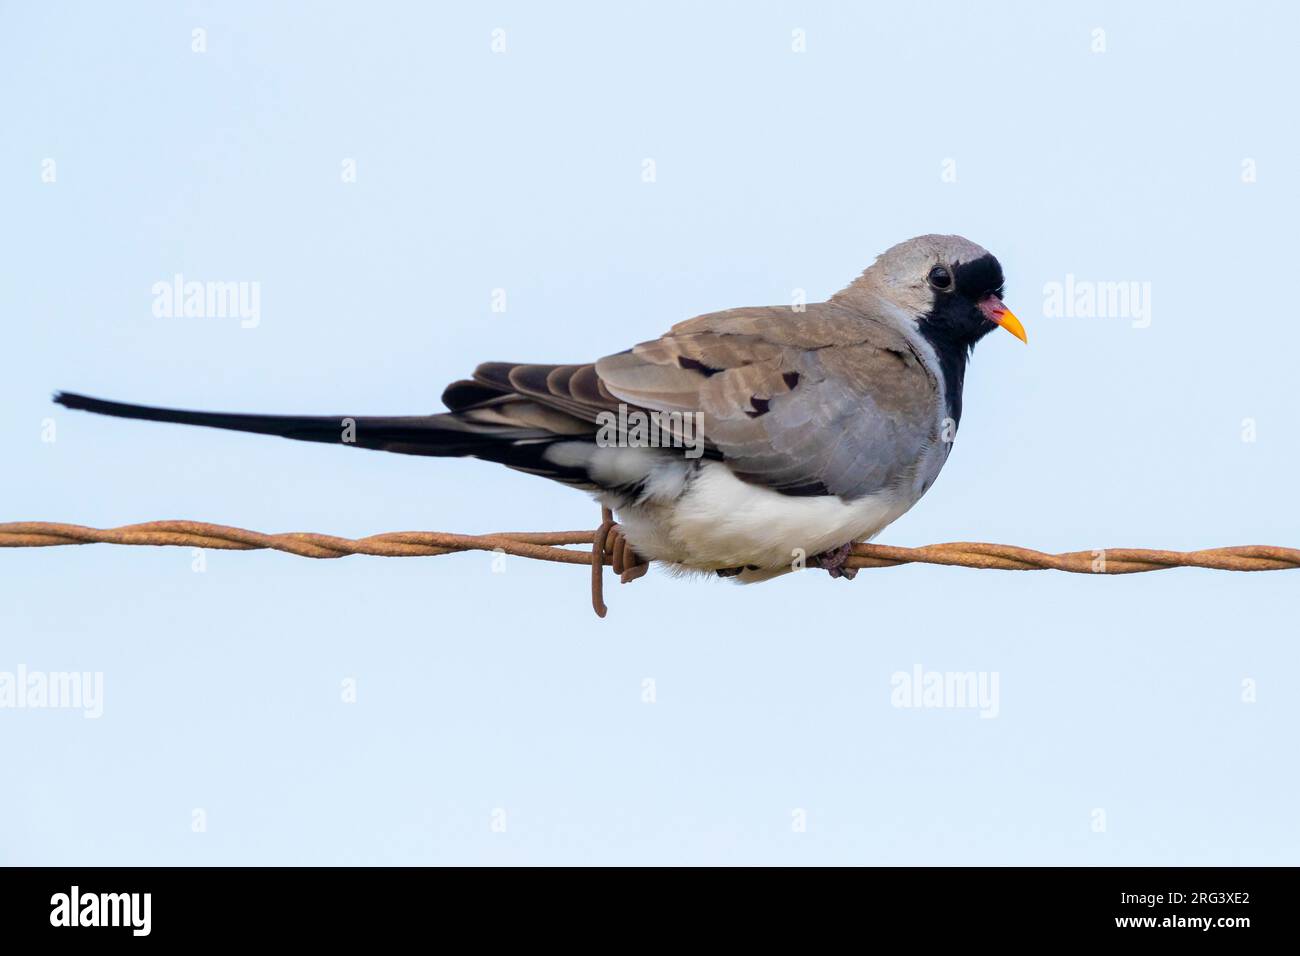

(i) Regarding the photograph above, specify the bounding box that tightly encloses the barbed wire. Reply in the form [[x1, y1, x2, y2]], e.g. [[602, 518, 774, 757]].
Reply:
[[3, 518, 1297, 618]]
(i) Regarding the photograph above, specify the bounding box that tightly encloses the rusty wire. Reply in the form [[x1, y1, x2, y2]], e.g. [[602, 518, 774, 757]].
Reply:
[[3, 518, 1298, 619]]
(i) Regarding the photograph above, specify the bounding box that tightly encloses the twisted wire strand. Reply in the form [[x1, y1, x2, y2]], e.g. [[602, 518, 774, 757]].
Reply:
[[3, 520, 1297, 618], [844, 543, 1300, 573], [0, 521, 595, 563]]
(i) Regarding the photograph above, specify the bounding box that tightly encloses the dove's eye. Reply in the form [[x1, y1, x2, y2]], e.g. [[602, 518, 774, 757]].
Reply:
[[928, 266, 953, 291]]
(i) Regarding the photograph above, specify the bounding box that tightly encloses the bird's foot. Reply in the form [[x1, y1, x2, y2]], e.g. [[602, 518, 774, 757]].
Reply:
[[812, 543, 858, 580], [591, 507, 650, 618], [597, 517, 649, 584], [716, 564, 760, 579]]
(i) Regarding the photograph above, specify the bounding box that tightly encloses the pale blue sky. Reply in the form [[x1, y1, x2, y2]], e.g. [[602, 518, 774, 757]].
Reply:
[[2, 1, 1297, 865]]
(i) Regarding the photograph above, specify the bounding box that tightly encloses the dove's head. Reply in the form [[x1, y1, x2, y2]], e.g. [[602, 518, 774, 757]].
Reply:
[[842, 234, 1027, 348]]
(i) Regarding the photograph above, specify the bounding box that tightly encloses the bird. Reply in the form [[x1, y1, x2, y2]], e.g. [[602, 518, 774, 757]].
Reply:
[[54, 234, 1025, 584]]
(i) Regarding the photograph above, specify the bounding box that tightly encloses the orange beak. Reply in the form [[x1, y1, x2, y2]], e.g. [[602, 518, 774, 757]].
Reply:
[[979, 295, 1028, 344]]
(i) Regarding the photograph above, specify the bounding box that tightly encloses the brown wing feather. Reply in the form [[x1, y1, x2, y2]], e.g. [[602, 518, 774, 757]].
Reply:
[[450, 300, 939, 499], [594, 302, 939, 498]]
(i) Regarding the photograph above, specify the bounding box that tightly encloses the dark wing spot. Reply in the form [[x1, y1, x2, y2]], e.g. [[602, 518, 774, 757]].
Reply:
[[782, 371, 800, 390], [745, 396, 771, 418], [678, 356, 722, 377]]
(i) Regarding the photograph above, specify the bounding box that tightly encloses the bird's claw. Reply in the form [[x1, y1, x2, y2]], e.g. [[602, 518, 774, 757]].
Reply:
[[601, 522, 649, 583], [812, 543, 858, 580], [591, 508, 650, 619]]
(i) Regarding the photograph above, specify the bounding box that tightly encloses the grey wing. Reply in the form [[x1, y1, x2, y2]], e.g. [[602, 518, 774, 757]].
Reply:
[[593, 303, 942, 499]]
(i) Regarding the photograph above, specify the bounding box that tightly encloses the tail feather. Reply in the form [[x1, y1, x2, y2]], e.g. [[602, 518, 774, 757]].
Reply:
[[51, 391, 599, 485], [53, 391, 529, 456]]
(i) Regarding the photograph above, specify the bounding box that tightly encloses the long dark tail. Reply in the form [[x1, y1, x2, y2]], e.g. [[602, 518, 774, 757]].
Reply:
[[53, 391, 530, 458], [51, 390, 600, 486]]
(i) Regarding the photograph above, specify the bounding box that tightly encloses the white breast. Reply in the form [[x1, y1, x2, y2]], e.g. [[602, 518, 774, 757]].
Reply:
[[608, 459, 923, 574]]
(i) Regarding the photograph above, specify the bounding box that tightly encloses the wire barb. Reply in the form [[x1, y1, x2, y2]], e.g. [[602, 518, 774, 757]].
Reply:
[[3, 520, 1298, 618]]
